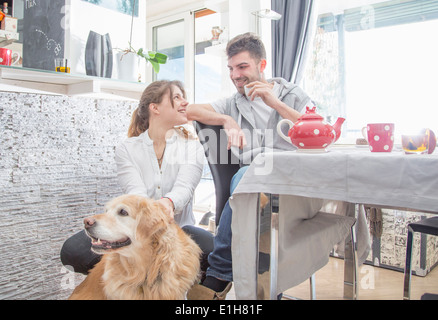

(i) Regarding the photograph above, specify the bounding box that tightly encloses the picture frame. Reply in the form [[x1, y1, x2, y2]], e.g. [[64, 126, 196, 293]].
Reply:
[[81, 0, 138, 17]]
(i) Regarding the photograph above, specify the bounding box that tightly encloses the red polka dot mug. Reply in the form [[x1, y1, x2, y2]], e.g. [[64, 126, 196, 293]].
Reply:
[[362, 123, 395, 152]]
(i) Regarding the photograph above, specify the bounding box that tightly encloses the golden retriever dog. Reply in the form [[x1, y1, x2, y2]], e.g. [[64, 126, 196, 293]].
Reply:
[[69, 194, 201, 300]]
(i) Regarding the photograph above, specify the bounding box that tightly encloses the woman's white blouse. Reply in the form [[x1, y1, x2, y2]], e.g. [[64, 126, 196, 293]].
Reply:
[[115, 129, 205, 226]]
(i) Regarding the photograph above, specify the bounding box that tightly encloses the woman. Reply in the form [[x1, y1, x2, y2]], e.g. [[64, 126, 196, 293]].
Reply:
[[118, 80, 203, 225], [61, 80, 213, 276]]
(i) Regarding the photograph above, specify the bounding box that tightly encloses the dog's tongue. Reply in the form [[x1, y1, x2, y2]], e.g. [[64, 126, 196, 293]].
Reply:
[[91, 238, 113, 249], [91, 237, 130, 249]]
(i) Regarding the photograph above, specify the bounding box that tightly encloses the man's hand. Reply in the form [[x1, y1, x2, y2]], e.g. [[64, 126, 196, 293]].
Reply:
[[245, 81, 279, 108], [223, 116, 247, 150], [186, 103, 247, 149], [246, 81, 303, 123]]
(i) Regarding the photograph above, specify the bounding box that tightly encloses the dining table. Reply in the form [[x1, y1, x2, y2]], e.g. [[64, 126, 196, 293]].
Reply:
[[229, 145, 438, 300]]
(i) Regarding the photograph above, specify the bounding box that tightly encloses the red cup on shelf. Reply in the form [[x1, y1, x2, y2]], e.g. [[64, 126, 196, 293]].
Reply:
[[0, 48, 21, 66]]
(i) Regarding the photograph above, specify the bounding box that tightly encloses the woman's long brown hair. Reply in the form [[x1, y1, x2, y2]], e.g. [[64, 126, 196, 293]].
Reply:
[[127, 80, 186, 138]]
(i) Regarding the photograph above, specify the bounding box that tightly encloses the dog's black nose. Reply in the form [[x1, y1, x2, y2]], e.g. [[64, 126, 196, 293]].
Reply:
[[84, 217, 96, 229]]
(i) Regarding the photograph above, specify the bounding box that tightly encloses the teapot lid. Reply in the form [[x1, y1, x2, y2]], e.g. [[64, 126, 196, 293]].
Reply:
[[300, 106, 324, 120]]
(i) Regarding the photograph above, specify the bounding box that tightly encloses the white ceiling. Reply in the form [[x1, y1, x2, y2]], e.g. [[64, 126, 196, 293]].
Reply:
[[146, 0, 202, 18]]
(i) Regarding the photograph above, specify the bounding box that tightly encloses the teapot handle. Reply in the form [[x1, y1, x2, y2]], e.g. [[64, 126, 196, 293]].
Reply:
[[277, 119, 294, 143]]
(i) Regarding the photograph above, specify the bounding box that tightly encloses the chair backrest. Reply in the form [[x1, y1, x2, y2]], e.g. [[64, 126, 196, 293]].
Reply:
[[193, 121, 240, 224]]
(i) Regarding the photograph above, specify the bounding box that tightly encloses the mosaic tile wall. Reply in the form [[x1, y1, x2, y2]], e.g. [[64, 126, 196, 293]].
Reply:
[[0, 91, 137, 299], [366, 209, 438, 276]]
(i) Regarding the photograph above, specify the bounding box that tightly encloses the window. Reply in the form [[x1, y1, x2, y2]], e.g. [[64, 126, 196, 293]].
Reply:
[[147, 12, 194, 98], [302, 0, 438, 143], [153, 19, 186, 83]]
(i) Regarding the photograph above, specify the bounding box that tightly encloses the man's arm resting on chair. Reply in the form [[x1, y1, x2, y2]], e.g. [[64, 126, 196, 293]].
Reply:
[[187, 104, 247, 149]]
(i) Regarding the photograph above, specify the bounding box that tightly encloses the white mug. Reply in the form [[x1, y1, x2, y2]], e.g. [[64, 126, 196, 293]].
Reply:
[[11, 51, 20, 65]]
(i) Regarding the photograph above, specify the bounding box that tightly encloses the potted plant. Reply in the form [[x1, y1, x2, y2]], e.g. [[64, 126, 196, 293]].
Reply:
[[116, 0, 167, 81], [118, 42, 167, 74]]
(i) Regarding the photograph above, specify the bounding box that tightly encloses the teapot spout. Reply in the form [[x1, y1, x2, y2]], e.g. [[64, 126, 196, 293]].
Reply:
[[333, 117, 345, 142]]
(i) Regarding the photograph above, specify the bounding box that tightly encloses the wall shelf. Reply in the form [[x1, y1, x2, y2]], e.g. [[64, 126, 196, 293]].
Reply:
[[0, 66, 147, 100], [0, 30, 19, 47]]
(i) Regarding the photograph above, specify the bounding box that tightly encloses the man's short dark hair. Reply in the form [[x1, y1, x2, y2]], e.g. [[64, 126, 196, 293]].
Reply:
[[226, 32, 267, 61]]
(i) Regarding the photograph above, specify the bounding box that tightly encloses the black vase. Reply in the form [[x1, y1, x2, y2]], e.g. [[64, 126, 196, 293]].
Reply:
[[85, 31, 113, 78]]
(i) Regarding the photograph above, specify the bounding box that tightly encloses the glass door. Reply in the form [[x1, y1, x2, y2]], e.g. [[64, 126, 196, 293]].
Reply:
[[147, 12, 194, 101], [153, 19, 185, 82]]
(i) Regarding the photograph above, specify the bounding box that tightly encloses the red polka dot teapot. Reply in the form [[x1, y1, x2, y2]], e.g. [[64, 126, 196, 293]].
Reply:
[[277, 106, 345, 151]]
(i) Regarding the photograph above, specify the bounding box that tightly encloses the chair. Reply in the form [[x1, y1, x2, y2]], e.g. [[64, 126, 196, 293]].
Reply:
[[193, 121, 358, 300], [257, 198, 358, 300], [403, 216, 438, 300], [193, 121, 240, 224]]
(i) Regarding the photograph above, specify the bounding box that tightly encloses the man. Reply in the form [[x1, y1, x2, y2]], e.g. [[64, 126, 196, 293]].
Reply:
[[186, 32, 314, 300]]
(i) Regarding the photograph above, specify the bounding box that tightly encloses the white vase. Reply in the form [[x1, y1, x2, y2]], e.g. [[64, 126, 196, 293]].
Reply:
[[116, 51, 139, 82]]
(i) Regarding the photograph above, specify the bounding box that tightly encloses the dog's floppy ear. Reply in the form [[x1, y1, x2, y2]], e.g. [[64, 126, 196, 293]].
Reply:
[[135, 198, 172, 241]]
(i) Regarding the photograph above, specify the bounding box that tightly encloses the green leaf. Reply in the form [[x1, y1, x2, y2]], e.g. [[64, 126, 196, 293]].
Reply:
[[149, 60, 160, 73], [148, 51, 167, 64], [155, 52, 168, 64]]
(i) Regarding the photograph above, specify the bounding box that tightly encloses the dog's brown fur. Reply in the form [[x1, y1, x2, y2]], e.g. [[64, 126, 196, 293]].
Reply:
[[69, 194, 201, 300]]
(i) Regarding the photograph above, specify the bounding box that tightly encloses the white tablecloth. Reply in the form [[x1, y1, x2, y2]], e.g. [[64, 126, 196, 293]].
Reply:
[[229, 147, 438, 299]]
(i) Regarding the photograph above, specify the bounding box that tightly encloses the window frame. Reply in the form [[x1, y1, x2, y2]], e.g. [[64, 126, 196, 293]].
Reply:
[[146, 11, 195, 102]]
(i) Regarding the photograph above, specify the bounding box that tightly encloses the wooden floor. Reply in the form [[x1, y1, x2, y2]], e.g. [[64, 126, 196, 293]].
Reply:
[[194, 211, 437, 300], [226, 257, 438, 300], [286, 258, 438, 300]]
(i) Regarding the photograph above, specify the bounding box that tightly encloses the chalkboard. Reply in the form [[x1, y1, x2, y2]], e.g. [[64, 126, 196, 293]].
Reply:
[[23, 0, 65, 71]]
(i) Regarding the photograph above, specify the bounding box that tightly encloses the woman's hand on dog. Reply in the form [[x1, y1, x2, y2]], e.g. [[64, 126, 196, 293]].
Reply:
[[157, 198, 175, 221]]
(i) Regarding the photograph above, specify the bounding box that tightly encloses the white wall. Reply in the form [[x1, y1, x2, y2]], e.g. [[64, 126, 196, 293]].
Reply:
[[222, 0, 273, 78], [65, 0, 147, 80]]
